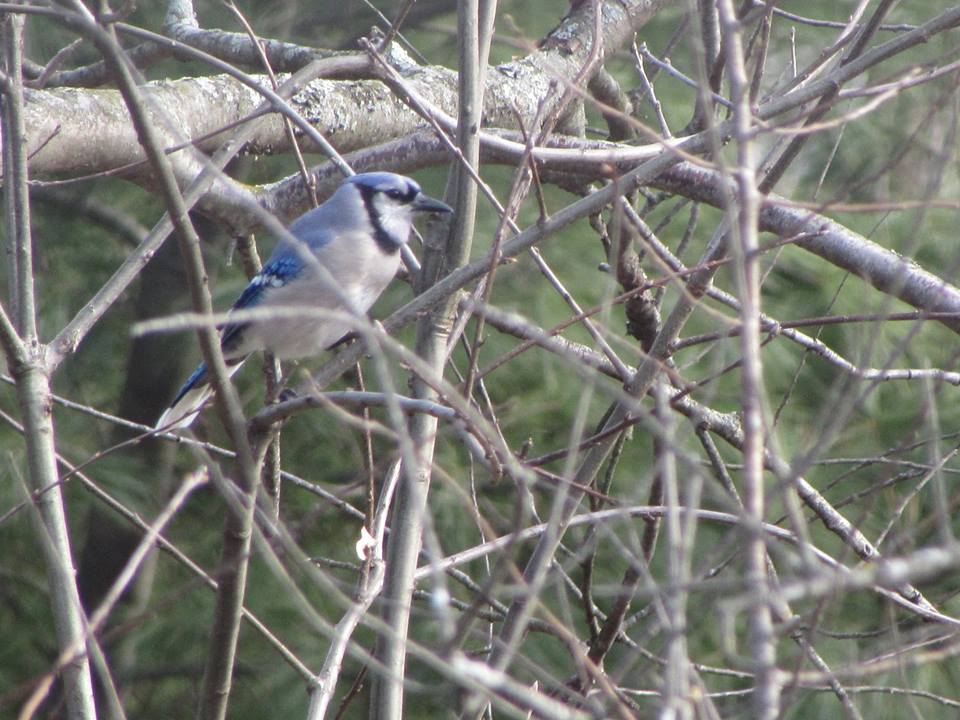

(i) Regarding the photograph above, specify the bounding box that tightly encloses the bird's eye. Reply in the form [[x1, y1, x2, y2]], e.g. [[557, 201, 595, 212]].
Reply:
[[385, 189, 404, 200]]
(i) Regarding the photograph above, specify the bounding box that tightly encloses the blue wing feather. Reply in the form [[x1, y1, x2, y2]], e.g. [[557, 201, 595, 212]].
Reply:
[[158, 227, 334, 430], [220, 251, 305, 353], [165, 249, 307, 412]]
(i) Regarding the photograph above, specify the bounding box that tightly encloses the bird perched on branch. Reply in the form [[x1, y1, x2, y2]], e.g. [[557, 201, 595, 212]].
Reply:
[[157, 172, 452, 430]]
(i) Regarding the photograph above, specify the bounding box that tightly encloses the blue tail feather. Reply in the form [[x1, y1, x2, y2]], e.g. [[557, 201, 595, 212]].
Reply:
[[156, 356, 247, 430]]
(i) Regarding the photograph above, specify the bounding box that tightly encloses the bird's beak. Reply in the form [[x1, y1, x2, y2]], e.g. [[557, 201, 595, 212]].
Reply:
[[412, 193, 453, 214]]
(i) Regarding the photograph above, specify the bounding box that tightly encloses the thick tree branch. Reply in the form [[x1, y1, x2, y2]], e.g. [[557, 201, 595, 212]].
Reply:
[[164, 0, 336, 72], [651, 163, 960, 335], [15, 0, 674, 178], [270, 128, 960, 339]]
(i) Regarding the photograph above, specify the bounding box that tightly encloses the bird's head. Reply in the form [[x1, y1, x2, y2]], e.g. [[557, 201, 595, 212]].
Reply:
[[345, 172, 452, 251]]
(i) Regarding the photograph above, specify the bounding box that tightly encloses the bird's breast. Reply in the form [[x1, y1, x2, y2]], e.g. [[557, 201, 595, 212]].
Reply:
[[239, 240, 402, 360]]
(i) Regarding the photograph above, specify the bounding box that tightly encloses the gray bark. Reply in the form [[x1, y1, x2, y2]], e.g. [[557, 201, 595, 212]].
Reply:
[[18, 0, 674, 179]]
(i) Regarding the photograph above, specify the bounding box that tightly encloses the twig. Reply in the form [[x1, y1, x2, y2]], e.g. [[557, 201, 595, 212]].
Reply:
[[62, 13, 263, 720], [306, 461, 401, 720], [1, 13, 98, 720], [370, 3, 494, 713], [717, 2, 778, 710]]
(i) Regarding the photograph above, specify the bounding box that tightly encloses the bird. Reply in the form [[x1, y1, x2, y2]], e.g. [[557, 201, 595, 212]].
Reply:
[[156, 172, 452, 430]]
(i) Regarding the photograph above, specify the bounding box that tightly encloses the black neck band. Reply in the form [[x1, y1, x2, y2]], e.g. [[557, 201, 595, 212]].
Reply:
[[357, 185, 402, 253]]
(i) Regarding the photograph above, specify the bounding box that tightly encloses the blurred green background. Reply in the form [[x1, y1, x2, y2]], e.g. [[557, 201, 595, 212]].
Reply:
[[2, 1, 960, 718]]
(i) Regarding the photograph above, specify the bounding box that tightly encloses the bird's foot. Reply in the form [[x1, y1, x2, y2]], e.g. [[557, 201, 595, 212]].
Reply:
[[277, 387, 298, 403]]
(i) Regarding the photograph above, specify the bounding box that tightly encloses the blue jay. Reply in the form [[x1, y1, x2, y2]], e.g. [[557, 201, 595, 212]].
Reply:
[[157, 172, 452, 430]]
